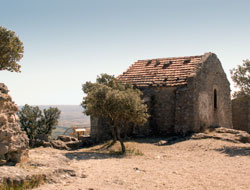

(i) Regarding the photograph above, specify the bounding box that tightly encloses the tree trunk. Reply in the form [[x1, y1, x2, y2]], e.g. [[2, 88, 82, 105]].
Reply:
[[123, 124, 128, 140], [111, 125, 117, 143], [116, 126, 125, 154], [119, 139, 125, 154], [109, 119, 117, 143]]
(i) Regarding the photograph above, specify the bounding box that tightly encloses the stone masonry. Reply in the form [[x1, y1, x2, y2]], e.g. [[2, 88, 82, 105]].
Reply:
[[0, 83, 29, 165], [91, 53, 232, 142], [232, 96, 250, 133]]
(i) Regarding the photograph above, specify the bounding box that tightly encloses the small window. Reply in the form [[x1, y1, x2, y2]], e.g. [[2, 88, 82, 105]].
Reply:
[[214, 89, 217, 111], [146, 60, 152, 66], [162, 61, 172, 69], [154, 60, 160, 67], [183, 59, 191, 64]]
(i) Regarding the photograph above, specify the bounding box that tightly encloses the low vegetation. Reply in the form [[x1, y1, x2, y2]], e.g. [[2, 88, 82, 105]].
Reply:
[[231, 59, 250, 98], [18, 104, 61, 147]]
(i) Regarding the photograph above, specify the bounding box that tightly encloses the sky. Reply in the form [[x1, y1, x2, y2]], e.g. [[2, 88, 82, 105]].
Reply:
[[0, 0, 250, 105]]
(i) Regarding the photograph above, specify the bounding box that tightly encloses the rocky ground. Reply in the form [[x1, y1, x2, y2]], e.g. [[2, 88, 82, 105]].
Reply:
[[1, 128, 250, 190]]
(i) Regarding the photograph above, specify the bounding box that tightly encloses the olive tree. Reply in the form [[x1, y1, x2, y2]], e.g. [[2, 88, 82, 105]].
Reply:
[[18, 105, 42, 145], [39, 107, 61, 136], [18, 105, 61, 146], [230, 59, 250, 98], [0, 26, 24, 72], [82, 74, 149, 153]]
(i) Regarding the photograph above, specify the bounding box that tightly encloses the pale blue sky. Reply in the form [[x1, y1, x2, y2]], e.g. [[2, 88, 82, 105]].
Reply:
[[1, 0, 250, 105]]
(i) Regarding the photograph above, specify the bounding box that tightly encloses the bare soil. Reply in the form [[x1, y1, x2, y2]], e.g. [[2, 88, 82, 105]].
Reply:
[[3, 128, 250, 190], [32, 129, 250, 190]]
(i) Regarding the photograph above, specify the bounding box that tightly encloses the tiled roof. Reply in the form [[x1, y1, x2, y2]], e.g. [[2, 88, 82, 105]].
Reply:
[[117, 55, 203, 87]]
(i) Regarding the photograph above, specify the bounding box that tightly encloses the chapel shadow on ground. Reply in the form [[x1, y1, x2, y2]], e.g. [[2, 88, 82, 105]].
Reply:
[[130, 135, 193, 146], [65, 151, 124, 161], [215, 146, 250, 157], [65, 140, 127, 160]]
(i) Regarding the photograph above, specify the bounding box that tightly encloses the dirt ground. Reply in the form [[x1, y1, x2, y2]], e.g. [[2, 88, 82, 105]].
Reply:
[[31, 129, 250, 190]]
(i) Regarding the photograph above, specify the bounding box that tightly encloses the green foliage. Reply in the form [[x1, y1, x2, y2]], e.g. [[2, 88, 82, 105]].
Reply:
[[40, 107, 61, 136], [0, 26, 24, 72], [81, 73, 149, 153], [96, 73, 115, 86], [230, 59, 250, 98], [18, 105, 42, 142], [18, 104, 61, 146]]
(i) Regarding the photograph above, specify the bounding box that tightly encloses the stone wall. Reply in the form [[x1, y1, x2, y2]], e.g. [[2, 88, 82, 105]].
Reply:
[[141, 87, 176, 136], [175, 78, 196, 134], [192, 53, 232, 130], [90, 116, 112, 142], [0, 83, 29, 165], [173, 53, 232, 135], [232, 96, 250, 133]]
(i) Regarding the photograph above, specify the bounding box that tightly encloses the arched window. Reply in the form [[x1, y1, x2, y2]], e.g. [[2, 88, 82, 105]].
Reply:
[[214, 89, 217, 111]]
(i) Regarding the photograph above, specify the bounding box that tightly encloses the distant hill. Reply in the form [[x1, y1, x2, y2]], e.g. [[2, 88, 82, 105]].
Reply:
[[18, 105, 90, 137]]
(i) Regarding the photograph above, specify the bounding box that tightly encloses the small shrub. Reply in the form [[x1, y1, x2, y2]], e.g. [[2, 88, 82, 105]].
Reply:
[[18, 105, 61, 147]]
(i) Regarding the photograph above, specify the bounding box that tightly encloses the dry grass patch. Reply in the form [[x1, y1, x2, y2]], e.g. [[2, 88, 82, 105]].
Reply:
[[0, 174, 45, 190], [92, 140, 144, 156]]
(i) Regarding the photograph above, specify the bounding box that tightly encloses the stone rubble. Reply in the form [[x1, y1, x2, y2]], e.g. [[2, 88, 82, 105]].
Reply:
[[0, 83, 29, 165]]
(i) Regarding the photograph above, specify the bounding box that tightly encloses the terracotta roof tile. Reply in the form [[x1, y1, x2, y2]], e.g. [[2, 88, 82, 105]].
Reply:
[[117, 55, 203, 87]]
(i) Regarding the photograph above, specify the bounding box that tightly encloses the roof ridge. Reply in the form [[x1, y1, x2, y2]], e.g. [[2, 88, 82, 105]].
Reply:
[[137, 55, 203, 62]]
